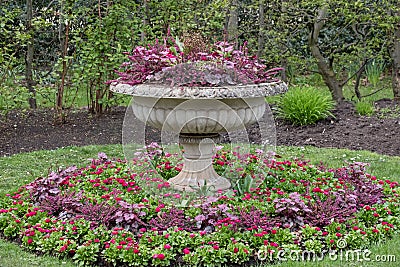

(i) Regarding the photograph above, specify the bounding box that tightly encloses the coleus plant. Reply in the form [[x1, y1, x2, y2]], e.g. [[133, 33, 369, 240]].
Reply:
[[109, 35, 283, 87]]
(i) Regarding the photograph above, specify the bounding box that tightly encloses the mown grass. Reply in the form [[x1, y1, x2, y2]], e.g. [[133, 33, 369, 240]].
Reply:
[[0, 144, 399, 266]]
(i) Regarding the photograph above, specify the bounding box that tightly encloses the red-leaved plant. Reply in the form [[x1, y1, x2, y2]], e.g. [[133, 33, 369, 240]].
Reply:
[[108, 37, 283, 87]]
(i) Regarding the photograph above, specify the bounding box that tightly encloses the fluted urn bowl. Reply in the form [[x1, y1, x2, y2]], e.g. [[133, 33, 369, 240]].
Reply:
[[110, 82, 288, 192]]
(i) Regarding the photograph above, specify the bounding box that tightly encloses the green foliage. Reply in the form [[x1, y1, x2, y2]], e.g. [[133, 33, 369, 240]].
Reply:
[[1, 0, 399, 113], [276, 86, 335, 125], [0, 6, 33, 116], [355, 100, 375, 116], [0, 67, 31, 117], [365, 59, 386, 87]]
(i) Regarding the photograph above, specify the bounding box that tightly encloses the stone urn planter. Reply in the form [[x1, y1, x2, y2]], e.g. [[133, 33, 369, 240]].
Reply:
[[110, 81, 287, 192]]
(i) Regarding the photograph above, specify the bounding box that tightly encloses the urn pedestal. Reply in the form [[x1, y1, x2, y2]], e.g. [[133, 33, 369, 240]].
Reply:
[[110, 82, 288, 192]]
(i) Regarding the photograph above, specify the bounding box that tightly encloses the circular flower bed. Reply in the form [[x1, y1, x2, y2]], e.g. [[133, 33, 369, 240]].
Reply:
[[0, 147, 399, 266]]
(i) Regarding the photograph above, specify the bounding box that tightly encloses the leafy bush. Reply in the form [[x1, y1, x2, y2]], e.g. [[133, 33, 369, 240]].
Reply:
[[276, 86, 335, 125]]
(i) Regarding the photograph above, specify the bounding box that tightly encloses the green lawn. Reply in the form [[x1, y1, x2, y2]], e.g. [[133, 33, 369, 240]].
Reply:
[[0, 144, 399, 266]]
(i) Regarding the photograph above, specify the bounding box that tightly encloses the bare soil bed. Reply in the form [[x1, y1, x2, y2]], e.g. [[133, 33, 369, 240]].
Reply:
[[0, 99, 399, 157]]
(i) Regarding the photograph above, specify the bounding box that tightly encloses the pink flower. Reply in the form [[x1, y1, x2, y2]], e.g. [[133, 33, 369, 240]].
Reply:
[[233, 247, 239, 253], [27, 239, 33, 245], [213, 245, 219, 250], [183, 248, 190, 254], [154, 253, 165, 260], [270, 242, 278, 247], [164, 244, 171, 250]]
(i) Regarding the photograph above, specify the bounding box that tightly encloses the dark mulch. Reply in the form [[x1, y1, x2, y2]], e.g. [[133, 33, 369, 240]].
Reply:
[[1, 99, 399, 157]]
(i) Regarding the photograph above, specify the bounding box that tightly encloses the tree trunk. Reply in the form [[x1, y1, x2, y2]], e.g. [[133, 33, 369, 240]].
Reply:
[[392, 13, 400, 101], [56, 0, 68, 123], [25, 0, 36, 109], [308, 6, 344, 103], [257, 0, 265, 58], [141, 0, 149, 42], [227, 0, 239, 44]]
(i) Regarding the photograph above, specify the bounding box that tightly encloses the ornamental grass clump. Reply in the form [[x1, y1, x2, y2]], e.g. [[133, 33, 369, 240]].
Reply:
[[276, 86, 335, 125], [0, 150, 399, 266], [108, 34, 283, 87]]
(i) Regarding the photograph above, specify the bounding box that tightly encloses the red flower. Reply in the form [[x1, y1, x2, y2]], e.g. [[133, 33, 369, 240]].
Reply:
[[27, 239, 33, 245], [216, 160, 225, 166], [336, 233, 342, 237], [183, 248, 190, 254], [271, 229, 277, 234], [213, 245, 219, 250], [133, 248, 140, 254], [373, 213, 379, 217], [233, 247, 239, 253], [312, 187, 323, 193]]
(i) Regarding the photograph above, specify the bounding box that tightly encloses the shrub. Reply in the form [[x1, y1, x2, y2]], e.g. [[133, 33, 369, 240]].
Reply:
[[365, 59, 385, 87], [275, 86, 335, 125], [355, 100, 375, 116]]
